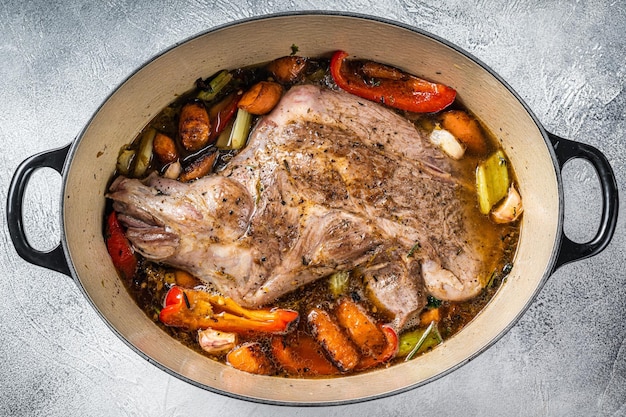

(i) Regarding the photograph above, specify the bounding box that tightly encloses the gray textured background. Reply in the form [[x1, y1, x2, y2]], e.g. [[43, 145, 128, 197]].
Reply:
[[1, 1, 625, 416]]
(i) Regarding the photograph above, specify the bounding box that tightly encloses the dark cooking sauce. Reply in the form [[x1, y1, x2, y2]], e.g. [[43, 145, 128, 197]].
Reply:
[[105, 53, 520, 376]]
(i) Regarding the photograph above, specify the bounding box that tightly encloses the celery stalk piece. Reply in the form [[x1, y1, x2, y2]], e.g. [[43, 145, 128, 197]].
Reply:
[[197, 70, 233, 102], [215, 121, 234, 149], [227, 108, 252, 150], [476, 150, 510, 214], [116, 146, 135, 175], [329, 271, 350, 297], [133, 127, 156, 177]]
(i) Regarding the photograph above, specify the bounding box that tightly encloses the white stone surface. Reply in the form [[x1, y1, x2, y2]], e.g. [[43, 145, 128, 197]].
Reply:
[[1, 1, 624, 416]]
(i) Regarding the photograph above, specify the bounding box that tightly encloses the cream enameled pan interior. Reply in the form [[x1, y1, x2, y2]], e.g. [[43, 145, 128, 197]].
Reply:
[[62, 14, 561, 404]]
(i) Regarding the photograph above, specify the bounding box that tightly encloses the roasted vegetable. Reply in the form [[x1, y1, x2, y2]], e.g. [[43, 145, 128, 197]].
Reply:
[[419, 307, 441, 325], [335, 298, 387, 357], [491, 185, 523, 223], [216, 108, 253, 150], [330, 50, 456, 113], [208, 93, 240, 141], [476, 150, 510, 214], [398, 321, 443, 359], [271, 332, 339, 376], [360, 60, 405, 80], [307, 307, 360, 372], [238, 81, 283, 115], [152, 132, 178, 164], [116, 146, 135, 176], [162, 160, 182, 179], [179, 150, 217, 182], [198, 328, 237, 354], [197, 70, 233, 102], [172, 269, 201, 288], [328, 270, 350, 297], [354, 325, 398, 370], [159, 286, 299, 333], [429, 127, 465, 160], [105, 211, 137, 281], [133, 128, 156, 177], [266, 56, 308, 83], [226, 342, 275, 375], [179, 101, 211, 151], [440, 110, 487, 155]]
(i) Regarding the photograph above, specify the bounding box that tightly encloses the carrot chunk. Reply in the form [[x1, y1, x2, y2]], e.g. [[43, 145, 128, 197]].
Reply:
[[335, 298, 387, 358], [266, 56, 308, 83], [307, 308, 360, 372], [271, 332, 338, 376], [226, 342, 274, 375], [440, 110, 487, 155], [238, 81, 283, 115], [152, 132, 179, 164], [179, 150, 217, 182], [179, 101, 210, 151]]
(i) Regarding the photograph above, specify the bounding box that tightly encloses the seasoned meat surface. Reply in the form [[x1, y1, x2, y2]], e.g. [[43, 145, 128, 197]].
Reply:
[[108, 85, 486, 329]]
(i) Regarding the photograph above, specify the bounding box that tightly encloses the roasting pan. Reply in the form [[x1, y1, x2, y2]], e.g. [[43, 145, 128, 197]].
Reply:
[[6, 12, 618, 405]]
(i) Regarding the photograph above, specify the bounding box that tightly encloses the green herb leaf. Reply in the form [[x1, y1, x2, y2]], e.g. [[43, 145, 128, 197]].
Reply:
[[407, 242, 421, 258], [399, 321, 443, 360], [426, 295, 442, 308]]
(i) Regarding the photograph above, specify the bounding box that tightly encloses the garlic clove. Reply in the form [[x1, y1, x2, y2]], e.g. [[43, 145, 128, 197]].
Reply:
[[163, 160, 182, 179], [429, 127, 466, 160], [491, 185, 523, 223], [198, 328, 238, 354]]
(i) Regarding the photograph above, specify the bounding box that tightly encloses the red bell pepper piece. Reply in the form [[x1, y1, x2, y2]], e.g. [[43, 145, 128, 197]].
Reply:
[[330, 50, 456, 113], [355, 325, 399, 371], [105, 211, 137, 281], [159, 286, 299, 334], [208, 93, 240, 142]]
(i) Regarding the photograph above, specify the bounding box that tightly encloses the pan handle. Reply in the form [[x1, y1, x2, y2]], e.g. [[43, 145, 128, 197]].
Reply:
[[548, 132, 619, 270], [6, 144, 72, 276]]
